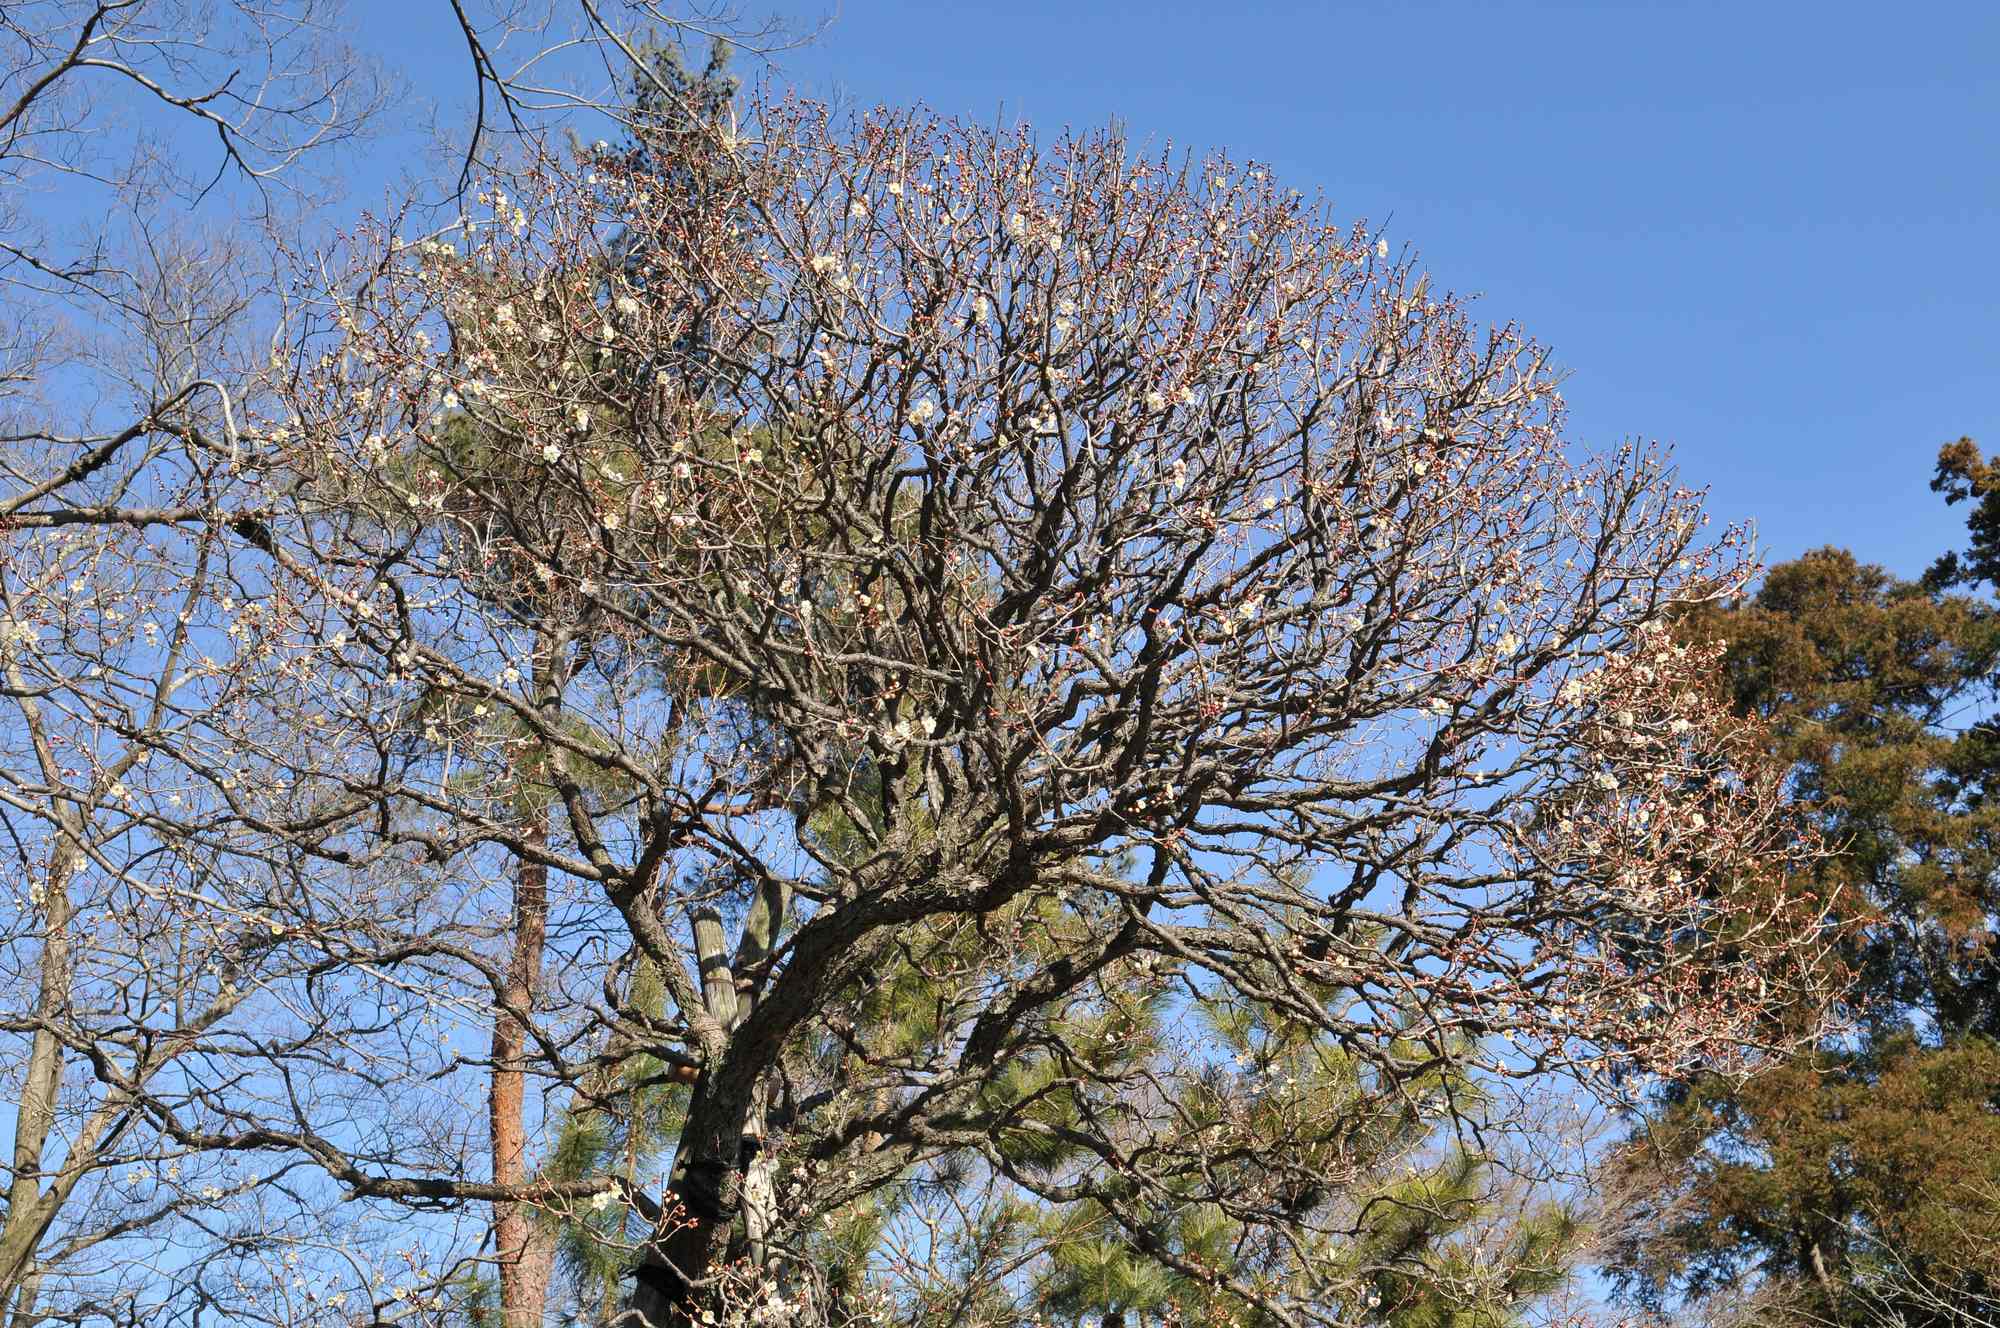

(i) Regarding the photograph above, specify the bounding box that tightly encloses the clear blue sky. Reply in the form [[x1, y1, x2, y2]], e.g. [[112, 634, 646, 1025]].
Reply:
[[268, 0, 1995, 582], [33, 3, 1988, 1304], [742, 0, 1994, 582]]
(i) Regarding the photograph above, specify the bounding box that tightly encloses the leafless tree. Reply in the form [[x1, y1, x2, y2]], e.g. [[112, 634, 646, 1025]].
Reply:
[[0, 5, 802, 1323]]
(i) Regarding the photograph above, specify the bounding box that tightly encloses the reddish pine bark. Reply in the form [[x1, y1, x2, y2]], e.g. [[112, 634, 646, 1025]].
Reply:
[[490, 820, 555, 1327]]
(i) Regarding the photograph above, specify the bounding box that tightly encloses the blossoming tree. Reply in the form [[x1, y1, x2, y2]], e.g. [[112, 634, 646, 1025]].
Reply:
[[3, 83, 1836, 1325]]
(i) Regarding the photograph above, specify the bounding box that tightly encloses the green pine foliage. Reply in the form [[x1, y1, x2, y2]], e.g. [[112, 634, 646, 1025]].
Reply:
[[1609, 443, 2000, 1328], [543, 959, 694, 1317]]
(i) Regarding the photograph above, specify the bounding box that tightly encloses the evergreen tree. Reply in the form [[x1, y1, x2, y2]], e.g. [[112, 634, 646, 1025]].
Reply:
[[1609, 442, 2000, 1327], [605, 33, 743, 399]]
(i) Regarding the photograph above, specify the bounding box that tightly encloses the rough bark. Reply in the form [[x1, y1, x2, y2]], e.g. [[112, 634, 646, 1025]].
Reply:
[[628, 887, 786, 1325], [491, 817, 555, 1326]]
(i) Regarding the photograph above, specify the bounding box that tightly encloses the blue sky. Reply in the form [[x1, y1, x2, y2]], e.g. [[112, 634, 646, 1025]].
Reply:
[[740, 0, 1994, 581], [92, 0, 1996, 582], [23, 3, 1985, 1306]]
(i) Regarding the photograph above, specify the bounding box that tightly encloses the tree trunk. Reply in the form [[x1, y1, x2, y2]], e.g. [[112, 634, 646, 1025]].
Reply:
[[626, 880, 790, 1326], [626, 1090, 745, 1328], [628, 908, 738, 1325], [490, 814, 555, 1327], [0, 832, 79, 1304]]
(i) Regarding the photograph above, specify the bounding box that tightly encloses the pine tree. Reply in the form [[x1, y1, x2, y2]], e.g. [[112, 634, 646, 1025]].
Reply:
[[1609, 443, 2000, 1327]]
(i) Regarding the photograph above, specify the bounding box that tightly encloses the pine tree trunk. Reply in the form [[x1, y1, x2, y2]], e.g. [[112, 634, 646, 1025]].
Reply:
[[490, 813, 555, 1326]]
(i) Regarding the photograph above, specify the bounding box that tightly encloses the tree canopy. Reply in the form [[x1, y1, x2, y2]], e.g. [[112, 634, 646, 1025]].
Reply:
[[259, 96, 1824, 1323], [0, 9, 1839, 1326], [1609, 443, 2000, 1328]]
